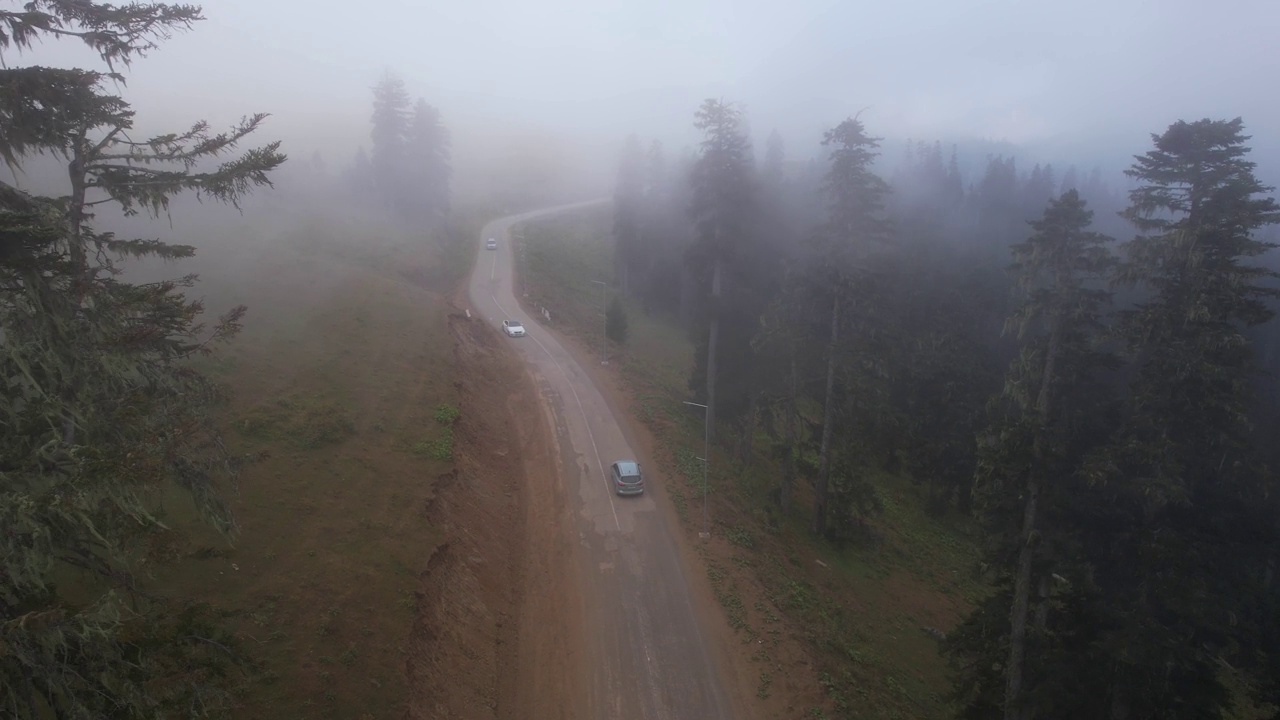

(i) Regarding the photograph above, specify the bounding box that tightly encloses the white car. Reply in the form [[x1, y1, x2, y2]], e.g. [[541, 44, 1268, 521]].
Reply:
[[485, 238, 498, 250], [502, 320, 526, 337]]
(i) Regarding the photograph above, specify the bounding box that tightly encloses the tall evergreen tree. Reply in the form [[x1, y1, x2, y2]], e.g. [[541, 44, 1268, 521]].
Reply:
[[370, 71, 410, 211], [406, 98, 451, 224], [1083, 118, 1280, 718], [953, 190, 1116, 720], [1022, 164, 1056, 220], [0, 2, 284, 716], [687, 99, 755, 441], [807, 116, 891, 536], [1059, 165, 1079, 194], [757, 128, 795, 262], [754, 283, 817, 512]]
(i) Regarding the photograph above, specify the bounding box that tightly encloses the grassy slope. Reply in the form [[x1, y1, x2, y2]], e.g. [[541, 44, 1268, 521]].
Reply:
[[517, 208, 983, 719], [147, 208, 478, 718]]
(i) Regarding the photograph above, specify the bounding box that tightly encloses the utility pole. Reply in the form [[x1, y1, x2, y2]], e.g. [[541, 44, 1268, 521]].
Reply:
[[592, 279, 608, 365], [684, 400, 710, 539]]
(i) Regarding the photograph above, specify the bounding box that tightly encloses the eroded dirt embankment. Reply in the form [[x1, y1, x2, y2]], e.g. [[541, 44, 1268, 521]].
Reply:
[[404, 312, 587, 720]]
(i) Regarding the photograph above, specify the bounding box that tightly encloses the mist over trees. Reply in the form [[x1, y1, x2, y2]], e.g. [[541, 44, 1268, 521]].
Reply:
[[349, 71, 452, 226], [612, 104, 1280, 717], [0, 2, 285, 716]]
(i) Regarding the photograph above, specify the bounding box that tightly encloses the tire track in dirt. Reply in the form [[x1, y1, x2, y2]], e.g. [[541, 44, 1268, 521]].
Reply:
[[404, 312, 587, 719]]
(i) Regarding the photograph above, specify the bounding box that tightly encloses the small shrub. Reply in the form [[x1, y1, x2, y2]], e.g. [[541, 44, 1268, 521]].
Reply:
[[823, 461, 885, 546], [434, 404, 460, 426], [413, 427, 454, 461], [675, 447, 705, 488], [726, 526, 755, 549], [339, 644, 358, 666], [668, 486, 688, 520]]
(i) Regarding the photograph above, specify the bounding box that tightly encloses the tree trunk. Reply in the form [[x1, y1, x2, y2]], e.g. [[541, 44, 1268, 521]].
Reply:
[[738, 386, 757, 467], [64, 129, 89, 446], [1004, 475, 1039, 720], [780, 349, 798, 511], [1004, 320, 1062, 720], [705, 258, 722, 443], [814, 293, 840, 537], [1034, 575, 1050, 630]]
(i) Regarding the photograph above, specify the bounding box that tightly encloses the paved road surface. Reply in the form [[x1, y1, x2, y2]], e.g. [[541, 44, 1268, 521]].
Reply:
[[467, 203, 732, 720]]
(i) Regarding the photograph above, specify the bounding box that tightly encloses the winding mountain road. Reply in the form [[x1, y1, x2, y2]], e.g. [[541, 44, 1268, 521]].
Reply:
[[467, 202, 734, 720]]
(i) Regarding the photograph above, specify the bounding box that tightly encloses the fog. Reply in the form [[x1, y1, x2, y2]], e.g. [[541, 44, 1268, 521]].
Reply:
[[13, 0, 1280, 196]]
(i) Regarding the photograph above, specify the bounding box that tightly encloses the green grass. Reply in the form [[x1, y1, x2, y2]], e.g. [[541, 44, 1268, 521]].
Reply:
[[235, 393, 356, 449], [434, 403, 461, 426], [517, 208, 615, 337], [412, 427, 454, 461], [410, 403, 462, 460], [147, 207, 466, 719], [515, 208, 984, 719]]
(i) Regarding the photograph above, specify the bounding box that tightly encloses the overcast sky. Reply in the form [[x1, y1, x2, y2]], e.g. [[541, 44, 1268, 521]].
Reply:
[[16, 0, 1280, 179]]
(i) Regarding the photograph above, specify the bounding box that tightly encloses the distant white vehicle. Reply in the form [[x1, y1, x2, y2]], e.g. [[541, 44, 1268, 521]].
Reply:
[[486, 238, 498, 250], [502, 320, 526, 337]]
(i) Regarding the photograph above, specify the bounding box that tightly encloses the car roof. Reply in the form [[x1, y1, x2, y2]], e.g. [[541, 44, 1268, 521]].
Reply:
[[615, 461, 640, 475]]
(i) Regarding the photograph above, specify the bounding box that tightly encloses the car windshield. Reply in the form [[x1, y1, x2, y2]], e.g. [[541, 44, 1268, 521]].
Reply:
[[509, 322, 523, 329], [616, 461, 640, 477]]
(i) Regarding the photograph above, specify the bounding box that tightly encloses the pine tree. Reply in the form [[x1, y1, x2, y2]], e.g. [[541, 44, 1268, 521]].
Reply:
[[370, 71, 411, 212], [1022, 164, 1056, 220], [687, 99, 755, 442], [407, 98, 451, 224], [1059, 165, 1079, 194], [0, 2, 284, 716], [1083, 118, 1280, 718], [957, 190, 1116, 720], [807, 116, 891, 536], [753, 285, 815, 512], [757, 128, 794, 261]]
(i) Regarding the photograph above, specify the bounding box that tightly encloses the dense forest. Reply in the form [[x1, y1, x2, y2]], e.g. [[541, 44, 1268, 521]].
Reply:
[[4, 0, 1278, 716], [613, 101, 1280, 718]]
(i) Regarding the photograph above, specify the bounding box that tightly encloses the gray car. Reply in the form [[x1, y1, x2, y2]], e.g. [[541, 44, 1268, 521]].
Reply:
[[610, 460, 644, 496]]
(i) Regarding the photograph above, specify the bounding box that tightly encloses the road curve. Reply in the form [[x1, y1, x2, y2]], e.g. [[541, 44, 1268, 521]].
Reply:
[[467, 202, 733, 720]]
